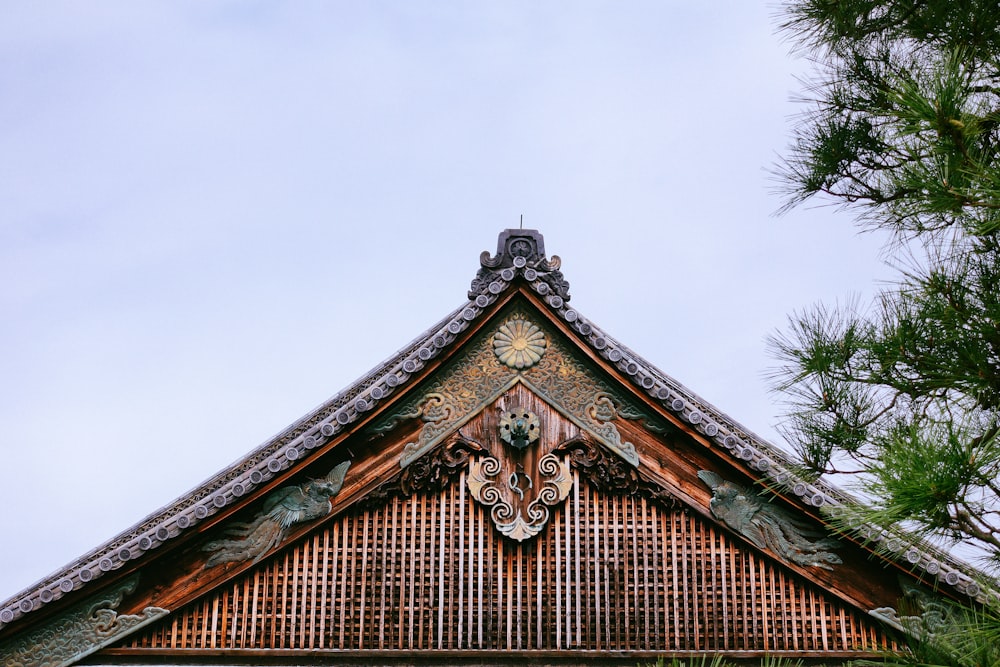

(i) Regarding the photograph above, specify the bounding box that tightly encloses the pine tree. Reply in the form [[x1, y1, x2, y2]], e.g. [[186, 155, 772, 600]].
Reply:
[[776, 0, 1000, 237], [772, 2, 1000, 664]]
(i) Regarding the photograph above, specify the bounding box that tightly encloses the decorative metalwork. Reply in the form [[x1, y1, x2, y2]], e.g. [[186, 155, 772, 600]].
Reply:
[[468, 453, 573, 541], [499, 407, 540, 450], [698, 470, 841, 570], [0, 575, 167, 667], [203, 461, 350, 567]]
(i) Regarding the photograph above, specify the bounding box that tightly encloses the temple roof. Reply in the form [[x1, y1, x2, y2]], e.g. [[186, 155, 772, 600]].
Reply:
[[0, 228, 994, 637]]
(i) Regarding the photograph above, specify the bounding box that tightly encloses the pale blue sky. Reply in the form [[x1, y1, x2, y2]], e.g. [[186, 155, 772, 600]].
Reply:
[[0, 2, 893, 602]]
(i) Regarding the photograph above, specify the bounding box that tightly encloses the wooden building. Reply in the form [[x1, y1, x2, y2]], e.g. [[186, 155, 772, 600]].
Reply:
[[0, 229, 992, 666]]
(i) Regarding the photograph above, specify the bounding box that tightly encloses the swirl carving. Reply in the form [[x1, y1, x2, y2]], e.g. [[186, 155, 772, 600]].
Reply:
[[360, 438, 484, 510], [0, 575, 167, 667], [480, 485, 505, 507], [491, 501, 516, 523], [535, 454, 571, 506], [479, 456, 502, 476], [538, 453, 562, 477], [468, 453, 572, 542]]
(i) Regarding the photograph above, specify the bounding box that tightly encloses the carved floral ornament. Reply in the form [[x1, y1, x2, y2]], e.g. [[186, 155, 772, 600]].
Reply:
[[493, 318, 546, 369]]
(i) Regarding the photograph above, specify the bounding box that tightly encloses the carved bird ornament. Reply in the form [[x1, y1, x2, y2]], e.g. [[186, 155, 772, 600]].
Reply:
[[204, 461, 351, 567], [698, 470, 841, 570]]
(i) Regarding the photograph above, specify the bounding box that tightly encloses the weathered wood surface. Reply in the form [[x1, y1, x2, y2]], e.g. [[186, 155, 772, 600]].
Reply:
[[45, 293, 913, 662], [114, 466, 894, 654], [97, 293, 904, 631]]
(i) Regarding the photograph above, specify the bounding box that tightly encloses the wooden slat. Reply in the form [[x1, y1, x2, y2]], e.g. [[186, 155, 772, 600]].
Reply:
[[476, 502, 484, 649], [563, 493, 572, 648], [588, 488, 596, 649], [121, 480, 895, 656]]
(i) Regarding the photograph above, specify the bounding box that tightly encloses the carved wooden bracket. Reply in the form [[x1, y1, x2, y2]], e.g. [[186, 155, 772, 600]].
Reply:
[[359, 437, 485, 510], [555, 438, 678, 507]]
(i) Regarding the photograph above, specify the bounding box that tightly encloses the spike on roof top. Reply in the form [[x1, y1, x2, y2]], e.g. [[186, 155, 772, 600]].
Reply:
[[469, 229, 570, 301]]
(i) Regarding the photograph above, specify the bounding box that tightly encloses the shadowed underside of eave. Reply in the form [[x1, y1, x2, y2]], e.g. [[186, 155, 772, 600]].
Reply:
[[107, 475, 896, 660]]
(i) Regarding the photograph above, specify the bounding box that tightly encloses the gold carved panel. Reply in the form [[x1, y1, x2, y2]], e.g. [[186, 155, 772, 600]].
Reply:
[[371, 308, 658, 468]]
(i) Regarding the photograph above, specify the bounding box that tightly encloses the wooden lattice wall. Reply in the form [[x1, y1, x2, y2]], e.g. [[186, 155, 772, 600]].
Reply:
[[121, 470, 892, 654]]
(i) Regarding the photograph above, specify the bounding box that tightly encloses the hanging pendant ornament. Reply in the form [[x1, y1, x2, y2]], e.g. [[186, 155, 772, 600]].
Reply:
[[499, 408, 540, 450]]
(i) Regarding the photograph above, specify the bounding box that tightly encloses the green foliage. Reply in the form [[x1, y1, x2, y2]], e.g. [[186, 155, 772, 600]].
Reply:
[[776, 0, 1000, 239], [637, 656, 802, 667], [854, 603, 1000, 667], [768, 244, 1000, 560], [773, 1, 1000, 665]]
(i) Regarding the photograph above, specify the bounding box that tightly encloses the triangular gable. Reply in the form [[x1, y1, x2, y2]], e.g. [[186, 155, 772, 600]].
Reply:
[[0, 229, 993, 665], [113, 437, 897, 658]]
